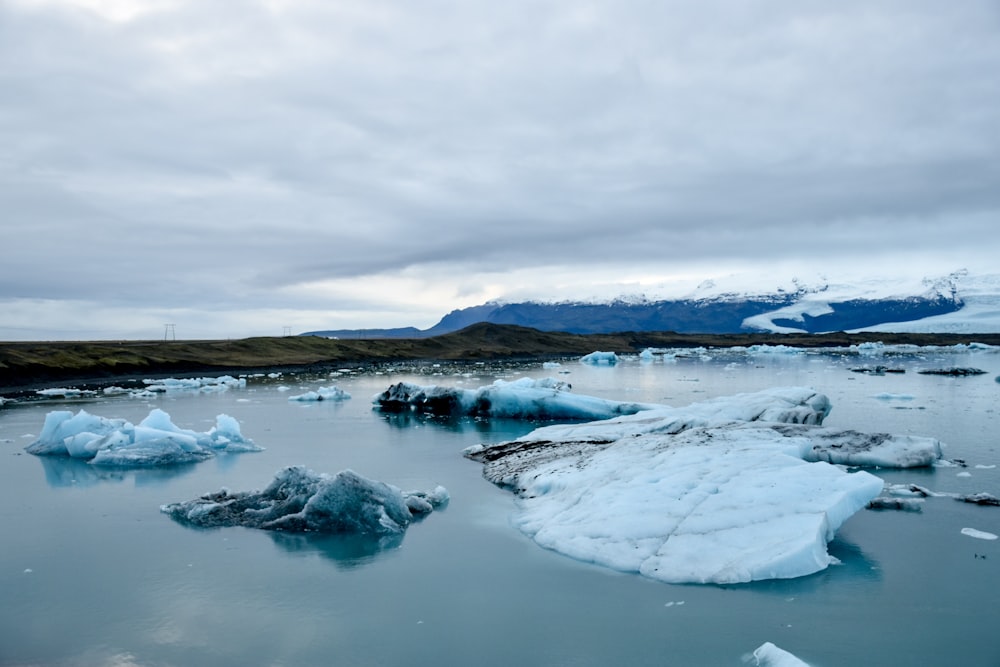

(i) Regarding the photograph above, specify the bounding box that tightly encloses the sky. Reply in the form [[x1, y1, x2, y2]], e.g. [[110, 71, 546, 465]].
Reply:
[[3, 0, 999, 340]]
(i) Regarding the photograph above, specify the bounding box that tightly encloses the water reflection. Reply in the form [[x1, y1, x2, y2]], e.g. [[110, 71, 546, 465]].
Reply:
[[377, 410, 543, 436], [269, 531, 405, 569], [36, 455, 199, 488]]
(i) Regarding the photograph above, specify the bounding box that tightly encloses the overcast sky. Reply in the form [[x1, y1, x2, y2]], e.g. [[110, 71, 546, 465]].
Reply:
[[3, 0, 999, 340]]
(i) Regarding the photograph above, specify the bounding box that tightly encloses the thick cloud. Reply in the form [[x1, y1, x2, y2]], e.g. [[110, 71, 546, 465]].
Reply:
[[2, 0, 999, 338]]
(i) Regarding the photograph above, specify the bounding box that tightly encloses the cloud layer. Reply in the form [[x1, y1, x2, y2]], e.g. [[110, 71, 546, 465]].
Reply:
[[3, 0, 999, 338]]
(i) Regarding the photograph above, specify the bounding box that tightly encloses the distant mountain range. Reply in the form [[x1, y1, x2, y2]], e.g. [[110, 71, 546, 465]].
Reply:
[[302, 270, 1000, 338]]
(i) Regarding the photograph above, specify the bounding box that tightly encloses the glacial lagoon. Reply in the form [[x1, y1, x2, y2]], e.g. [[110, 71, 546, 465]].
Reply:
[[1, 344, 998, 666]]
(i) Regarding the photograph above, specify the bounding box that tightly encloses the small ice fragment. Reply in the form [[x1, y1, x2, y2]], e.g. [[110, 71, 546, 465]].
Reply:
[[961, 528, 998, 541], [957, 472, 972, 478]]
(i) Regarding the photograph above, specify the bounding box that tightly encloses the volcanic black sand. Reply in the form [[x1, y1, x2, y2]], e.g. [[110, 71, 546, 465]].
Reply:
[[2, 322, 998, 396]]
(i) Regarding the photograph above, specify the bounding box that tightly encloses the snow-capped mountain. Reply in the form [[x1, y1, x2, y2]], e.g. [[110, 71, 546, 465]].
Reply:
[[303, 270, 1000, 337]]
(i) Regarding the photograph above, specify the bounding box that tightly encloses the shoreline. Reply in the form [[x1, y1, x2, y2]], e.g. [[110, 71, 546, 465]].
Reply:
[[3, 323, 999, 396]]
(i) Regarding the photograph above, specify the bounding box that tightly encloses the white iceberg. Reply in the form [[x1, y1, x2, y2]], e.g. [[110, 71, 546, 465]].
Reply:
[[750, 642, 810, 666], [961, 528, 998, 540], [464, 387, 941, 585], [141, 375, 247, 393], [288, 386, 352, 402], [373, 377, 658, 420], [161, 466, 449, 534], [24, 408, 261, 467], [35, 387, 97, 398], [579, 351, 619, 365]]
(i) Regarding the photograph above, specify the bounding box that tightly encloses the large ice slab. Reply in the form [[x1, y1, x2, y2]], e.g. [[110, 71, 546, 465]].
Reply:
[[24, 408, 260, 467], [373, 377, 658, 420], [161, 466, 448, 534], [464, 387, 937, 584], [751, 642, 811, 666]]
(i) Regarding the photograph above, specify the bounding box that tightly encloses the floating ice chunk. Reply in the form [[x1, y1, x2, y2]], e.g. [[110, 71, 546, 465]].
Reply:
[[852, 342, 887, 356], [142, 375, 246, 393], [161, 466, 448, 534], [750, 642, 811, 666], [961, 528, 998, 540], [542, 361, 562, 369], [886, 483, 935, 497], [466, 387, 905, 584], [579, 351, 618, 365], [373, 377, 657, 420], [747, 345, 804, 356], [288, 386, 351, 402], [36, 387, 96, 398], [958, 493, 1000, 506], [24, 409, 259, 467]]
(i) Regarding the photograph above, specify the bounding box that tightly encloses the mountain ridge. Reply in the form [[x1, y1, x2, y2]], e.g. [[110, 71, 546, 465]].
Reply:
[[305, 271, 1000, 338]]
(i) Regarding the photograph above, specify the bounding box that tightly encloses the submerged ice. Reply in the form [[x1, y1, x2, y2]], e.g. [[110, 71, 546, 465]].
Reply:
[[465, 387, 941, 585], [162, 466, 449, 534], [24, 408, 260, 466]]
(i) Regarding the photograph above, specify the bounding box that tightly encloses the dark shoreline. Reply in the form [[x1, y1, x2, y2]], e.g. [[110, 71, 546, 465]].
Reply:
[[3, 323, 999, 396]]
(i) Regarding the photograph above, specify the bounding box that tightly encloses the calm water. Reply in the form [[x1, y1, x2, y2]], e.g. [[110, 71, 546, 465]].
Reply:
[[1, 348, 998, 666]]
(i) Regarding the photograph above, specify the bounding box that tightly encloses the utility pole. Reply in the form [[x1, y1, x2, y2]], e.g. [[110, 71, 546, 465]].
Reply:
[[283, 326, 292, 337], [164, 324, 176, 341]]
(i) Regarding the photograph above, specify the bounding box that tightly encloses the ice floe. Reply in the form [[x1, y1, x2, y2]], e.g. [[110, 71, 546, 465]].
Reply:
[[749, 642, 810, 666], [288, 386, 351, 402], [961, 528, 998, 541], [161, 466, 448, 534], [24, 408, 260, 466], [373, 377, 657, 420], [36, 387, 97, 398], [464, 387, 944, 584], [142, 375, 247, 392]]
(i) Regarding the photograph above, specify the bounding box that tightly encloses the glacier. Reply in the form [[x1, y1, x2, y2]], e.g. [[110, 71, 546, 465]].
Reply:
[[464, 387, 942, 585], [372, 377, 658, 420], [24, 408, 261, 466], [161, 466, 449, 534]]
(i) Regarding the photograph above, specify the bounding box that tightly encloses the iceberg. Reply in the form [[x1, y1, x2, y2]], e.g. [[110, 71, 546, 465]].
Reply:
[[288, 386, 351, 402], [24, 408, 260, 467], [579, 351, 619, 365], [373, 377, 658, 420], [35, 387, 97, 398], [464, 387, 937, 584], [750, 642, 810, 666], [161, 466, 449, 534], [142, 375, 247, 393]]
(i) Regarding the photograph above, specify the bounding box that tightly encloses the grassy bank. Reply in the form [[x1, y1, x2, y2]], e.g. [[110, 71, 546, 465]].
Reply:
[[2, 323, 999, 393]]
